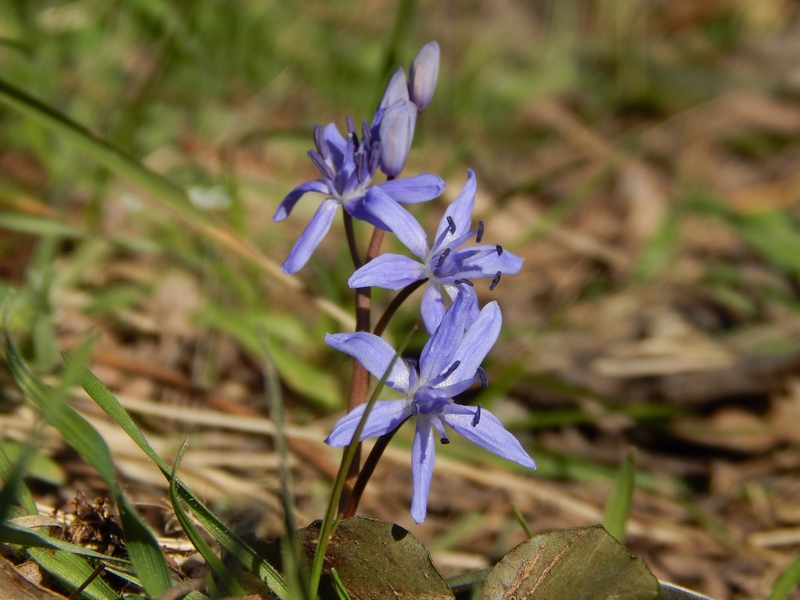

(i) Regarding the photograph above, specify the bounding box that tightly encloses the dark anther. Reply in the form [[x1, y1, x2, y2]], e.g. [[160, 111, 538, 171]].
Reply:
[[447, 216, 456, 235], [308, 150, 335, 181], [476, 220, 484, 243], [439, 360, 461, 380], [405, 358, 418, 369], [440, 436, 450, 444], [361, 119, 372, 146], [454, 278, 474, 287], [489, 271, 501, 291], [496, 244, 504, 256], [355, 152, 367, 184], [369, 142, 381, 174], [472, 404, 482, 427], [436, 248, 451, 268], [477, 367, 488, 387]]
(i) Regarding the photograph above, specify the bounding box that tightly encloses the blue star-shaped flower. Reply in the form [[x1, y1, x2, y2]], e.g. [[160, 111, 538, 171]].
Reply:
[[348, 169, 524, 333], [324, 291, 536, 523], [274, 118, 445, 274]]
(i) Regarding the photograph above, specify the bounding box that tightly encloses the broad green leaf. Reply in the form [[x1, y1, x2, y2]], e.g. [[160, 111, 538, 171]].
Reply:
[[657, 581, 713, 600], [71, 356, 289, 600], [6, 335, 173, 597], [169, 441, 247, 598], [299, 517, 453, 600], [483, 525, 659, 600], [603, 449, 636, 542]]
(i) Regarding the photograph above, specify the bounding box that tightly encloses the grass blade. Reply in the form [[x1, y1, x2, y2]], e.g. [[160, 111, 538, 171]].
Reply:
[[603, 448, 636, 543], [768, 552, 800, 600], [169, 441, 247, 598], [5, 335, 173, 597], [26, 548, 119, 600], [69, 354, 290, 600]]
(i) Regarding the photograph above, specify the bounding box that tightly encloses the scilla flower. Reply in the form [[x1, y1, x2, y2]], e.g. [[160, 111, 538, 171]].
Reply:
[[273, 118, 445, 274], [348, 169, 523, 333], [324, 291, 536, 523]]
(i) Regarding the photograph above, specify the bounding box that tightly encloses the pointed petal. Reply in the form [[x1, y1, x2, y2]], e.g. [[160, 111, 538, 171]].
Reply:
[[273, 180, 329, 221], [444, 301, 502, 386], [281, 198, 339, 274], [421, 282, 446, 335], [323, 122, 346, 168], [420, 290, 474, 383], [348, 253, 427, 290], [324, 400, 412, 446], [378, 174, 446, 204], [363, 187, 429, 258], [455, 246, 524, 277], [442, 406, 536, 469], [435, 169, 476, 247], [325, 332, 410, 393], [410, 418, 436, 523]]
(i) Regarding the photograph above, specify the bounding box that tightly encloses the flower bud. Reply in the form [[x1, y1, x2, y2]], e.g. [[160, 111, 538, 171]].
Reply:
[[378, 100, 416, 176], [378, 67, 410, 110], [409, 41, 440, 112]]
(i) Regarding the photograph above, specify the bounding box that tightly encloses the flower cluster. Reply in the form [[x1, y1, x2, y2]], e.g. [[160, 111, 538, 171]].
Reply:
[[274, 41, 535, 523]]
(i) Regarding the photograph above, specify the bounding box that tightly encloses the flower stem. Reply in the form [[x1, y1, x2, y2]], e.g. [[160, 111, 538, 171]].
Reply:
[[342, 420, 406, 518], [373, 278, 427, 337], [342, 211, 362, 270]]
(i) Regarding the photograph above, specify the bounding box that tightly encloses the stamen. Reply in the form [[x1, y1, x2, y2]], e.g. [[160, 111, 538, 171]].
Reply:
[[368, 142, 381, 174], [439, 360, 461, 380], [355, 152, 368, 184], [476, 220, 484, 243], [496, 244, 504, 256], [477, 367, 488, 387], [447, 216, 456, 235], [346, 115, 359, 148], [440, 436, 450, 444], [435, 248, 451, 268], [307, 150, 335, 181], [313, 124, 328, 159], [472, 404, 482, 427], [454, 278, 474, 287], [489, 271, 501, 291]]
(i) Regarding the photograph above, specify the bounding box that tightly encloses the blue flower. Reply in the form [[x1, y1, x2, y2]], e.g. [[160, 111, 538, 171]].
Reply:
[[348, 169, 524, 333], [273, 118, 445, 274], [324, 292, 536, 524]]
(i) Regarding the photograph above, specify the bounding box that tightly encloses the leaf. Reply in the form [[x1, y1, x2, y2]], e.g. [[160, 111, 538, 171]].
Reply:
[[5, 334, 174, 598], [483, 525, 659, 600], [603, 449, 636, 542], [768, 551, 800, 600], [298, 517, 454, 600], [70, 356, 290, 600]]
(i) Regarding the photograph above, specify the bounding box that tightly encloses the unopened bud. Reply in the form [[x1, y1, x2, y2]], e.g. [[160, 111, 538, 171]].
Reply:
[[409, 41, 440, 112], [378, 100, 416, 176], [379, 67, 410, 110]]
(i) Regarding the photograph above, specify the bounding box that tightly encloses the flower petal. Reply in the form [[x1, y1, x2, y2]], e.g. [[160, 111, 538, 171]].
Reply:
[[444, 301, 502, 386], [325, 332, 410, 393], [348, 253, 427, 290], [409, 41, 440, 112], [378, 174, 446, 204], [273, 180, 329, 221], [455, 246, 524, 277], [379, 100, 417, 176], [420, 282, 446, 335], [434, 169, 476, 247], [281, 198, 339, 274], [420, 290, 474, 383], [410, 418, 437, 523], [323, 122, 346, 168], [324, 400, 412, 446], [442, 405, 536, 469], [378, 67, 410, 110], [363, 187, 429, 258]]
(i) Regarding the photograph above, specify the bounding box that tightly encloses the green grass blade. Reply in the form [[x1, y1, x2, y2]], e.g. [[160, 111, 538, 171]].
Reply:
[[26, 548, 120, 600], [169, 441, 247, 598], [70, 355, 290, 600], [768, 552, 800, 600], [5, 336, 173, 597], [603, 448, 636, 543], [511, 505, 533, 539], [0, 444, 38, 518]]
